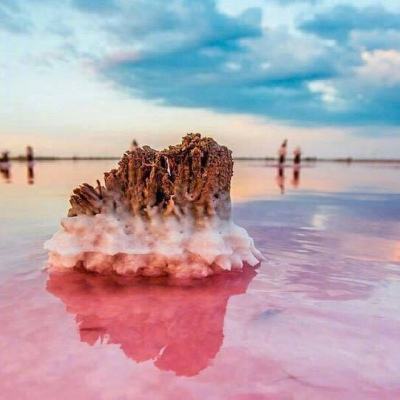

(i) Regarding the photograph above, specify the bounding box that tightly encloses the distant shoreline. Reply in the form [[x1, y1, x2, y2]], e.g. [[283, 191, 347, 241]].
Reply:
[[8, 156, 400, 163]]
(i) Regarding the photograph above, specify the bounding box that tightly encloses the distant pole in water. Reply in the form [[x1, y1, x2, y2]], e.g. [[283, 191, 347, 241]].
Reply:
[[26, 146, 35, 185], [0, 151, 11, 183], [275, 139, 287, 194], [0, 151, 9, 165], [26, 146, 34, 163], [292, 146, 301, 188], [293, 146, 301, 166], [276, 164, 285, 194], [130, 139, 139, 151], [278, 139, 288, 166]]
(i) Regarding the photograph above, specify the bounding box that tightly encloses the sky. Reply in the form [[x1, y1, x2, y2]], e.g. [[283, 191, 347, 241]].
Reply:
[[1, 0, 399, 158]]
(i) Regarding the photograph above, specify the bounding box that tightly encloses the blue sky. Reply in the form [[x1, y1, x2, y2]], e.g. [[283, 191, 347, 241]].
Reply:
[[1, 0, 399, 157]]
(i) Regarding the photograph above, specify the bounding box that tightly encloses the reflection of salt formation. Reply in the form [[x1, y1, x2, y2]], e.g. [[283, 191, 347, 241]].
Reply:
[[45, 134, 262, 277], [46, 266, 256, 376]]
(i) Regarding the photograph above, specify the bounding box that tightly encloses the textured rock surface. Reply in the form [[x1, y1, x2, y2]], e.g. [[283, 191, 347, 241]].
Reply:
[[68, 133, 233, 222]]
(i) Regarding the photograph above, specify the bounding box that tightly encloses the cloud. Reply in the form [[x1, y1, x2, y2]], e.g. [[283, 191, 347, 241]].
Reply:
[[272, 0, 317, 3], [357, 49, 400, 86], [0, 0, 32, 34], [2, 0, 400, 128], [99, 1, 398, 126], [299, 5, 400, 42], [311, 49, 400, 125], [71, 0, 118, 14], [103, 1, 262, 56], [348, 29, 400, 53]]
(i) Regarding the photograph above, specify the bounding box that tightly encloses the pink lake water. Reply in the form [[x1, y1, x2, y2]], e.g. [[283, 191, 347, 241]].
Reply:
[[1, 160, 400, 400]]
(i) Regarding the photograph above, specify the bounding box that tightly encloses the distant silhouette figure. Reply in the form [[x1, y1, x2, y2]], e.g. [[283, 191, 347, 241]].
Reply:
[[26, 146, 35, 184], [130, 139, 139, 151], [0, 151, 11, 183], [47, 266, 256, 377], [278, 139, 288, 166]]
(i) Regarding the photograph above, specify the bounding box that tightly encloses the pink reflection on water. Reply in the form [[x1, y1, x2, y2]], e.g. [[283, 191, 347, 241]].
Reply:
[[1, 161, 400, 399], [46, 266, 256, 377]]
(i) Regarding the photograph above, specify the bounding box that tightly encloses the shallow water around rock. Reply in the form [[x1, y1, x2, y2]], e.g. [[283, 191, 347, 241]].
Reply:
[[1, 160, 400, 399]]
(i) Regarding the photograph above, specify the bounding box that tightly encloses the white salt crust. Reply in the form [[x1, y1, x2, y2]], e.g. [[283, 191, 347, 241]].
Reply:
[[44, 214, 262, 278]]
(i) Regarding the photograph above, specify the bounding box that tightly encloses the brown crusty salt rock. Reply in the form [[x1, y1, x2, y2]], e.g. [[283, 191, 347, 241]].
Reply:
[[68, 133, 233, 222], [45, 133, 262, 277]]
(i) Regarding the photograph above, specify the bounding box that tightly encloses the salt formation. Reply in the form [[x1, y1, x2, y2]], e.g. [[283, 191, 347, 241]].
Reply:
[[45, 134, 262, 277]]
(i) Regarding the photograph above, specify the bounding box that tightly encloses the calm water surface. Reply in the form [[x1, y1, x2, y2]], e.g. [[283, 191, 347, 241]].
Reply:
[[1, 160, 400, 399]]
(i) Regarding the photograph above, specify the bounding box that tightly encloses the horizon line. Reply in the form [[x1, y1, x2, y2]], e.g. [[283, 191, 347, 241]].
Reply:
[[7, 156, 400, 163]]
